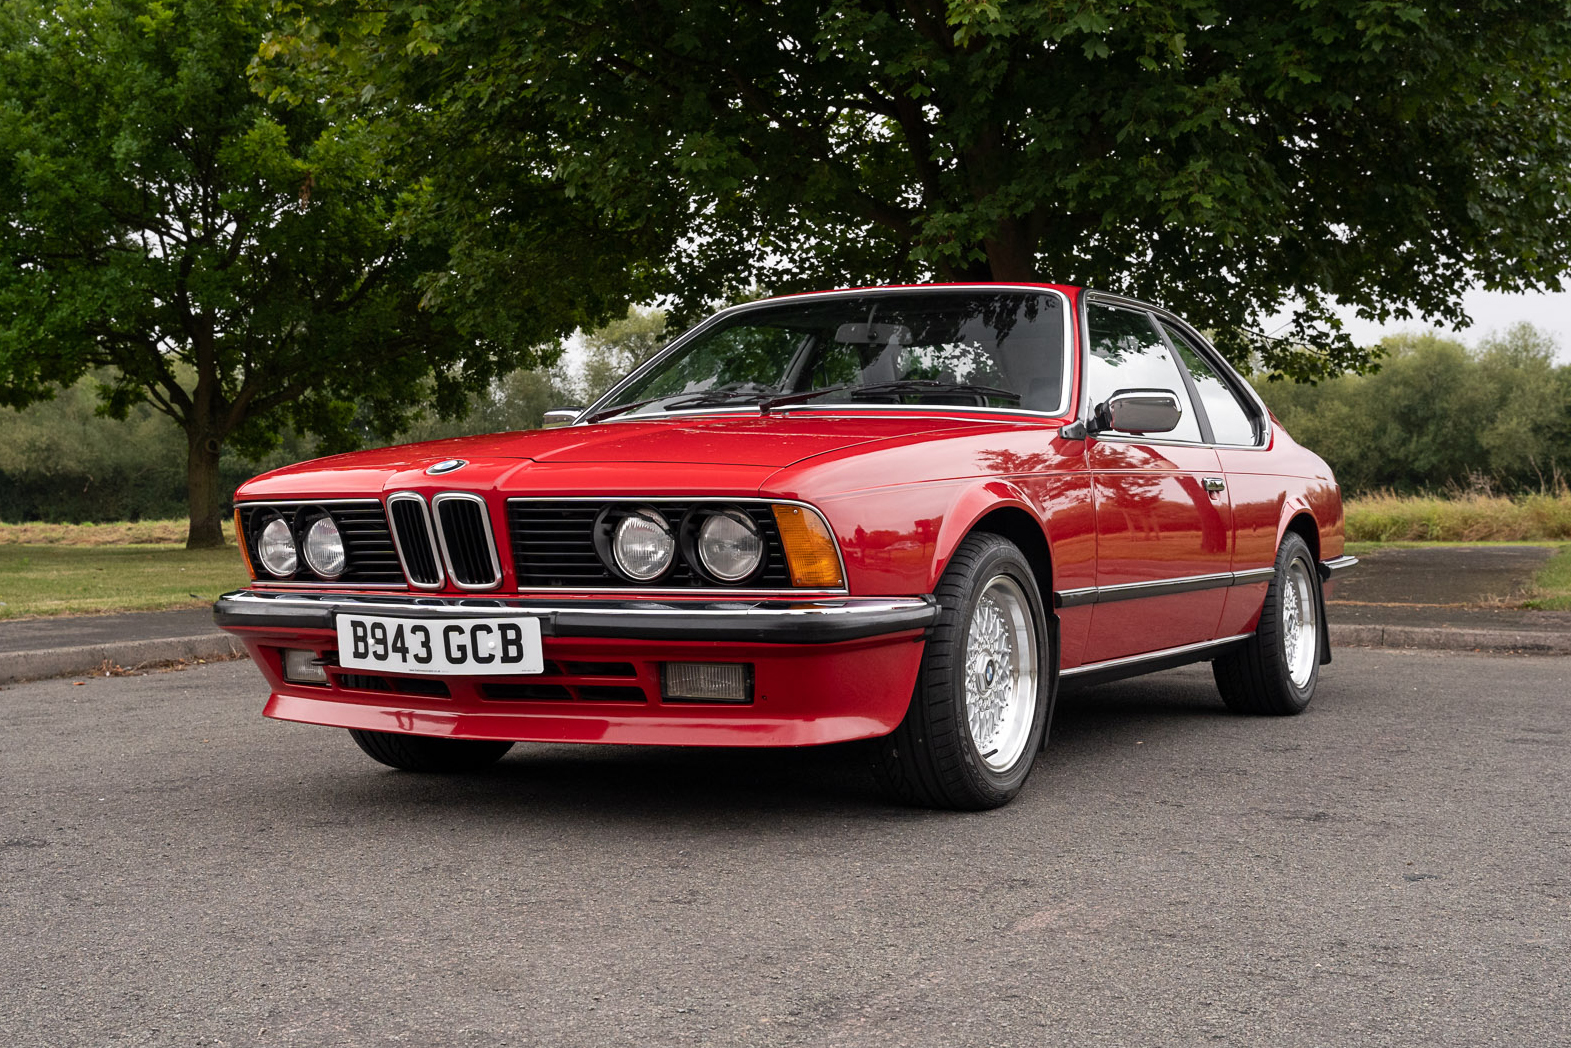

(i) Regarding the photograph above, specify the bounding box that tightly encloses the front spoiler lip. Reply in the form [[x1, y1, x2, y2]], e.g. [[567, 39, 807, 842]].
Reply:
[[213, 589, 939, 644]]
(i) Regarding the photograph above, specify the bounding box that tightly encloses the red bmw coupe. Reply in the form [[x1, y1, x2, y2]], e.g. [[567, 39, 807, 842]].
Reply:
[[216, 284, 1354, 809]]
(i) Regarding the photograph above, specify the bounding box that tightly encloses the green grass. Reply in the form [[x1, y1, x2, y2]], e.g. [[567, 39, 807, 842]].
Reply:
[[0, 544, 248, 620], [1343, 539, 1565, 556], [1523, 544, 1571, 611], [1347, 538, 1571, 611]]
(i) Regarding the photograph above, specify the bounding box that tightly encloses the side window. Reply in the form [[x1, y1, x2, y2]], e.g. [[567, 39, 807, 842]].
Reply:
[[1084, 305, 1202, 442], [1160, 323, 1260, 446]]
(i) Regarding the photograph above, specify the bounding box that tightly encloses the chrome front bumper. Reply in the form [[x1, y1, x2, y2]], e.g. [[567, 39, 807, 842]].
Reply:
[[213, 590, 940, 644]]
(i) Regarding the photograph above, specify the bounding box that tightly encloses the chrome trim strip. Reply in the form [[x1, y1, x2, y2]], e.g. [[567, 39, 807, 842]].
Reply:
[[1060, 634, 1253, 679], [1318, 555, 1358, 580], [386, 491, 446, 591], [1055, 586, 1098, 609], [505, 496, 850, 596], [578, 284, 1076, 424], [213, 590, 938, 644], [235, 498, 384, 507], [431, 491, 503, 591], [1231, 567, 1278, 585], [1054, 568, 1280, 608]]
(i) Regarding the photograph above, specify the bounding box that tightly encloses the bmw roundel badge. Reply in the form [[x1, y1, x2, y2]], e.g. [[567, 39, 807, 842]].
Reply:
[[426, 459, 466, 475]]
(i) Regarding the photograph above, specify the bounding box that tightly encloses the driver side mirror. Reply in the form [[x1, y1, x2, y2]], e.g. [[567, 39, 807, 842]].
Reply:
[[542, 407, 583, 429], [1092, 389, 1183, 435]]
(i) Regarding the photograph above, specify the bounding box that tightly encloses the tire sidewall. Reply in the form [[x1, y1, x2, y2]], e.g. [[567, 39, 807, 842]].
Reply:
[[1268, 535, 1319, 710], [929, 538, 1052, 800]]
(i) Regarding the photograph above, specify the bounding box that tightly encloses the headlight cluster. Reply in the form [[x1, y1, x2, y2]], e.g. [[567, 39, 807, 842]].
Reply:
[[594, 504, 768, 585], [252, 510, 347, 580]]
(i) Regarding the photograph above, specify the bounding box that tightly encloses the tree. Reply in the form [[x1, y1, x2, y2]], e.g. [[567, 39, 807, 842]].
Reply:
[[578, 307, 669, 405], [265, 1, 1571, 383], [0, 0, 595, 547], [1255, 325, 1571, 493]]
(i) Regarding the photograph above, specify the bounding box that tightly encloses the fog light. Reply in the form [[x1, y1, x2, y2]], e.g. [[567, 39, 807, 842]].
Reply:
[[661, 662, 753, 703], [281, 648, 328, 685]]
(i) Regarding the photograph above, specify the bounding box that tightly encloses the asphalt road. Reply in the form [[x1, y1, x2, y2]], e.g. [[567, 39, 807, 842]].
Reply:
[[2, 651, 1567, 1048]]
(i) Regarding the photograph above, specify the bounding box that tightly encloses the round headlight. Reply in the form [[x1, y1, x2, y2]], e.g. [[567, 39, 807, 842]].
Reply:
[[697, 509, 764, 582], [302, 516, 347, 579], [257, 516, 298, 577], [612, 511, 676, 581]]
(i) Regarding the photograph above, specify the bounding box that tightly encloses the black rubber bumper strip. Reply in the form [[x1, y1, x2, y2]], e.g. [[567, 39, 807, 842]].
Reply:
[[212, 591, 939, 645]]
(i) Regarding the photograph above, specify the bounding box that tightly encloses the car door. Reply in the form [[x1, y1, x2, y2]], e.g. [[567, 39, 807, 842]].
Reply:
[[1156, 318, 1280, 640], [1080, 302, 1233, 664]]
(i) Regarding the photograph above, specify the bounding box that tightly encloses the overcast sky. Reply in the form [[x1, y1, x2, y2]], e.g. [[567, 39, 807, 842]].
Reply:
[[1269, 288, 1570, 362]]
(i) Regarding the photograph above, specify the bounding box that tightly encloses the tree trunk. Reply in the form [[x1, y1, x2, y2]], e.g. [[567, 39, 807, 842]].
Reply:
[[185, 428, 226, 549], [983, 217, 1038, 283]]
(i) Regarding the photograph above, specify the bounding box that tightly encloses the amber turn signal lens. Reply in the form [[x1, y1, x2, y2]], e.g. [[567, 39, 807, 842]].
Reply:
[[234, 508, 256, 580], [771, 504, 844, 588]]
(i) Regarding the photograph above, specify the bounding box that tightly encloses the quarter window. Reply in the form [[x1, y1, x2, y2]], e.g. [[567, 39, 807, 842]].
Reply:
[[1161, 323, 1259, 446], [1085, 305, 1202, 442]]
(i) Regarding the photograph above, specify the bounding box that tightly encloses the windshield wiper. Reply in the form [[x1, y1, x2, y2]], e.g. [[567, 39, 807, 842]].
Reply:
[[660, 386, 776, 411], [756, 385, 850, 412], [582, 397, 662, 424], [848, 380, 1021, 404], [582, 385, 773, 423]]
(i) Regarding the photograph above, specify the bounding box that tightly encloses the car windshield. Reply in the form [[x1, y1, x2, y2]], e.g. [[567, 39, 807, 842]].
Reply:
[[592, 290, 1069, 421]]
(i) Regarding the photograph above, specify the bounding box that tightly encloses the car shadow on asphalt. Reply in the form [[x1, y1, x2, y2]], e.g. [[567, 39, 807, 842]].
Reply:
[[275, 668, 1235, 822]]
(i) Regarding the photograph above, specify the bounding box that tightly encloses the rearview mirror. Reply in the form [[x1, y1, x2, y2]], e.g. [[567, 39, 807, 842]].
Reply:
[[542, 407, 583, 429], [1093, 389, 1183, 435]]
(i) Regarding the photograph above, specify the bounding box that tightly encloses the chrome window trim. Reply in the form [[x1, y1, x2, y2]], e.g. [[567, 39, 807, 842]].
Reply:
[[578, 284, 1077, 425], [385, 491, 446, 591], [506, 495, 850, 596], [430, 491, 504, 591], [1077, 290, 1273, 451], [1079, 301, 1205, 443], [235, 499, 407, 590]]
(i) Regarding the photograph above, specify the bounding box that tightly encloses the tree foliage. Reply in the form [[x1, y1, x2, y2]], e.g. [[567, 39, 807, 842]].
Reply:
[[0, 0, 575, 546], [1256, 325, 1571, 494], [0, 373, 308, 523], [578, 307, 670, 405], [265, 0, 1571, 383]]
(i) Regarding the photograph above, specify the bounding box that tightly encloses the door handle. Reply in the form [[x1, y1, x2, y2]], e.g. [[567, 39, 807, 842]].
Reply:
[[1202, 476, 1226, 493]]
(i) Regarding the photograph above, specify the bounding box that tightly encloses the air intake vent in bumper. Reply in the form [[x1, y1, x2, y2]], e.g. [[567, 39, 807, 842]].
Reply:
[[433, 493, 502, 589], [387, 493, 444, 588]]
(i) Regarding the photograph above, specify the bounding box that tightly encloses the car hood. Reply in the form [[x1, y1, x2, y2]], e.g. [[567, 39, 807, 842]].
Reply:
[[235, 413, 1038, 499]]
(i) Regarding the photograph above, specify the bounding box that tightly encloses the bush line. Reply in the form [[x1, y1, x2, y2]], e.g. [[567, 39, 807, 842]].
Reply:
[[1345, 492, 1571, 543]]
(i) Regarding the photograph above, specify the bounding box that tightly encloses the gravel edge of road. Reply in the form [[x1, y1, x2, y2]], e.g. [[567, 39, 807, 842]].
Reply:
[[1329, 623, 1571, 655]]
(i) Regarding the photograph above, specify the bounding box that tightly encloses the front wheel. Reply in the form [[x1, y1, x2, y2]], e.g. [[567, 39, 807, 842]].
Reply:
[[1213, 531, 1322, 715], [873, 533, 1053, 810], [349, 730, 514, 772]]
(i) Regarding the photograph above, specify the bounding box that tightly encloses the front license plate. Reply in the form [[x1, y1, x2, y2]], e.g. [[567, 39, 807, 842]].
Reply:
[[335, 614, 543, 676]]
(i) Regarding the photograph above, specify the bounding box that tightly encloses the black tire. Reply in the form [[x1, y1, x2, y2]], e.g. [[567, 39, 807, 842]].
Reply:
[[348, 729, 514, 772], [1213, 531, 1321, 715], [872, 533, 1053, 810]]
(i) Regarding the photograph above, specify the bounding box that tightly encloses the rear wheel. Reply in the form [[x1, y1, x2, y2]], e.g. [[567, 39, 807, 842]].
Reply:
[[1213, 531, 1321, 715], [873, 533, 1052, 810], [349, 730, 514, 772]]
